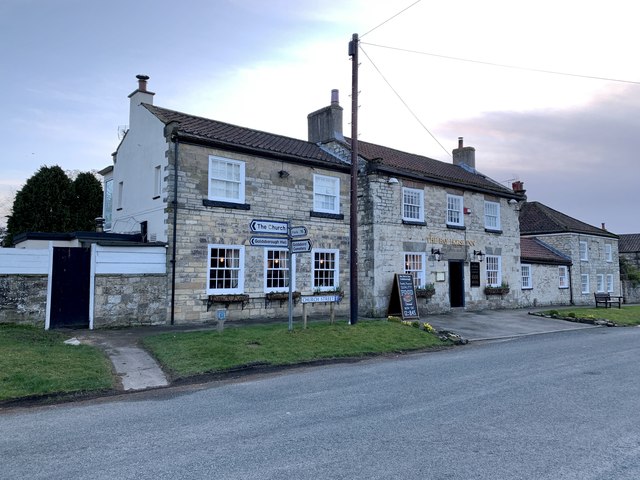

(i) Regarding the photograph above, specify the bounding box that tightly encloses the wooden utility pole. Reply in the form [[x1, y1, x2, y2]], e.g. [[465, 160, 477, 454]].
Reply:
[[348, 33, 359, 325]]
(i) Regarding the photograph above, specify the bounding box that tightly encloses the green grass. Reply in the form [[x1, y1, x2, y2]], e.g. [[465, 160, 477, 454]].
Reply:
[[541, 305, 640, 326], [142, 320, 448, 378], [0, 324, 114, 402]]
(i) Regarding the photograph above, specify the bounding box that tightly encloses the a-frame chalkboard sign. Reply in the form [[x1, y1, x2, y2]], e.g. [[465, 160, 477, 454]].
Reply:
[[387, 274, 420, 319]]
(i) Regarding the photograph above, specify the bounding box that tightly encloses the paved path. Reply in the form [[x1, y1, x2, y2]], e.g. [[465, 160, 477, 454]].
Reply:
[[73, 308, 595, 392]]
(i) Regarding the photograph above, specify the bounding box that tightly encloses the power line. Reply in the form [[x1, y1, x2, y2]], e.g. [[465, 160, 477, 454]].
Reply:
[[361, 42, 640, 85], [359, 45, 451, 158], [361, 0, 423, 38]]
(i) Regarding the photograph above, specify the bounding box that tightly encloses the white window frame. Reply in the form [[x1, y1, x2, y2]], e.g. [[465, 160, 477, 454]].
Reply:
[[207, 244, 245, 294], [581, 274, 589, 294], [117, 181, 124, 210], [605, 244, 612, 262], [404, 252, 426, 288], [103, 178, 113, 230], [596, 274, 605, 293], [208, 156, 245, 204], [264, 249, 295, 293], [446, 194, 464, 227], [484, 201, 501, 230], [311, 248, 339, 291], [486, 255, 502, 287], [606, 274, 614, 293], [579, 241, 588, 261], [313, 174, 340, 214], [558, 266, 569, 289], [153, 165, 162, 198], [402, 188, 424, 222], [521, 264, 532, 290]]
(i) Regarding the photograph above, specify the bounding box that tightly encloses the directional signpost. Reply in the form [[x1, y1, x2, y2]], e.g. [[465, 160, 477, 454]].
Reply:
[[249, 219, 313, 331]]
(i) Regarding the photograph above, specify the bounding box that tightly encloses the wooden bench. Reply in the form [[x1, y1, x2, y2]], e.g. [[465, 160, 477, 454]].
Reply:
[[594, 292, 623, 308]]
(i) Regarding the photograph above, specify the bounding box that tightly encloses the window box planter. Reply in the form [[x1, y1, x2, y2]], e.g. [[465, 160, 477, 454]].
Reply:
[[207, 294, 250, 311], [484, 286, 510, 296], [265, 291, 301, 307], [415, 284, 436, 299]]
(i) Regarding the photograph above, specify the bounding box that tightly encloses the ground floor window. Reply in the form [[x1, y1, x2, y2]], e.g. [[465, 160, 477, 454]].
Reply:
[[559, 266, 569, 288], [581, 274, 589, 294], [404, 252, 426, 287], [265, 249, 294, 292], [207, 245, 244, 294], [596, 274, 605, 293], [521, 264, 532, 289], [486, 255, 501, 287], [606, 274, 614, 293], [312, 249, 339, 291]]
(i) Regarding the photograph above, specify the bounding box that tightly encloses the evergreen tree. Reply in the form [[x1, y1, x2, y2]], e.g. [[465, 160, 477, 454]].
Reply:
[[4, 166, 103, 246]]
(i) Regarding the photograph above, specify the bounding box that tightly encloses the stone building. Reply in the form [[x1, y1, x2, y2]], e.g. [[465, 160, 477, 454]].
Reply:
[[619, 234, 640, 269], [519, 237, 572, 308], [100, 75, 526, 323], [519, 200, 620, 305]]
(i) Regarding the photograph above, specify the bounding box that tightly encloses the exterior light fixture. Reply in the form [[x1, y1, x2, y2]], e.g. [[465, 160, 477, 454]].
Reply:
[[278, 170, 290, 178], [473, 250, 485, 262], [431, 248, 441, 262]]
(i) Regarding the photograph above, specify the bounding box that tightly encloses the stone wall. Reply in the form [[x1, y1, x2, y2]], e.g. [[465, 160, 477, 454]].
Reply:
[[0, 275, 48, 326], [166, 143, 352, 324], [518, 264, 573, 308], [93, 274, 168, 328], [622, 280, 640, 304]]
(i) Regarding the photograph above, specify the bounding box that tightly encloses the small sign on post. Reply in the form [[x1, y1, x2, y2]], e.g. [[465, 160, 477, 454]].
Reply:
[[387, 273, 419, 319], [291, 239, 312, 253]]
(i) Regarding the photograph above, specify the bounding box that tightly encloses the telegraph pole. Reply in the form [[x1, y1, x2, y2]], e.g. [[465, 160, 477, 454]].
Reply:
[[348, 33, 359, 325]]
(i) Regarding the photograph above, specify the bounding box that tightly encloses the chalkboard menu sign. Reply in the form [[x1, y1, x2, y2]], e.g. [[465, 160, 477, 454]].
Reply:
[[387, 274, 420, 319], [470, 262, 481, 287]]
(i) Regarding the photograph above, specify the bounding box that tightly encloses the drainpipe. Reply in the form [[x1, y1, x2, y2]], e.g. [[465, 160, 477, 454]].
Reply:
[[170, 132, 179, 325], [568, 265, 574, 305]]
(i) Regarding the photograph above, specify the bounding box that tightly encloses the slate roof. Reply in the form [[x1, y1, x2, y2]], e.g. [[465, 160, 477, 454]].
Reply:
[[355, 139, 518, 198], [619, 234, 640, 253], [520, 237, 571, 265], [519, 201, 618, 238], [144, 104, 346, 167]]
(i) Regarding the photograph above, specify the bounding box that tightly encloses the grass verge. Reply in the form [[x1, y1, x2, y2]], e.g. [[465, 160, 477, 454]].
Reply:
[[143, 320, 448, 378], [0, 324, 114, 402], [540, 305, 640, 326]]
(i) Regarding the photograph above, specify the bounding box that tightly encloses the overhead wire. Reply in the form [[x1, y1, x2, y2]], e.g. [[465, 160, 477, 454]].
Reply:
[[361, 0, 423, 38]]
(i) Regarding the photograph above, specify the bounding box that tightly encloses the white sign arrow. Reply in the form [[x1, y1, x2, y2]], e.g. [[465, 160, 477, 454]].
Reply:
[[250, 236, 289, 248], [291, 239, 312, 253], [250, 219, 288, 235], [289, 226, 308, 238]]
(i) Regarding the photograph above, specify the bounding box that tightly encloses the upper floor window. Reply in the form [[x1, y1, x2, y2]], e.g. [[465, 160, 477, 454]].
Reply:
[[521, 264, 532, 289], [264, 249, 294, 292], [579, 241, 588, 261], [446, 194, 464, 227], [208, 156, 245, 203], [117, 181, 124, 210], [312, 249, 339, 291], [559, 266, 569, 289], [486, 255, 502, 287], [103, 178, 113, 230], [153, 165, 162, 198], [605, 244, 612, 262], [606, 274, 614, 293], [404, 252, 426, 287], [581, 274, 589, 294], [484, 201, 501, 230], [207, 245, 244, 294], [402, 188, 424, 222], [313, 175, 340, 214]]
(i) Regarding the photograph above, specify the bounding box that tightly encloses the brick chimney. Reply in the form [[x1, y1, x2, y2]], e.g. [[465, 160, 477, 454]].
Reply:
[[307, 89, 344, 143], [128, 74, 155, 128], [512, 180, 527, 197], [452, 137, 476, 169]]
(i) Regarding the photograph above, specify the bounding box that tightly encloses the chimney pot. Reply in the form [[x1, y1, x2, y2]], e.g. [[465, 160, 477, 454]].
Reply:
[[601, 223, 606, 230], [458, 137, 463, 148], [136, 74, 150, 92], [331, 89, 339, 105], [512, 181, 524, 192]]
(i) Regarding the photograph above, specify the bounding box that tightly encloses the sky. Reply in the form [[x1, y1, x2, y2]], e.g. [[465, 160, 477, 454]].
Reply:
[[1, 0, 639, 233]]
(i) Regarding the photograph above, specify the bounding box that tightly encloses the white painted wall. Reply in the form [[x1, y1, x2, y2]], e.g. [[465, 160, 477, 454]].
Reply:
[[94, 245, 166, 274], [0, 249, 49, 274], [109, 90, 168, 242]]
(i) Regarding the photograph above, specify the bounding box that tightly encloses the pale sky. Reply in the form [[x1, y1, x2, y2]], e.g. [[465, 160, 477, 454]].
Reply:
[[2, 0, 639, 233]]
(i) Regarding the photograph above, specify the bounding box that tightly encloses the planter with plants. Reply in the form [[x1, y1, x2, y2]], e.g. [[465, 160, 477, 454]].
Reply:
[[484, 283, 510, 296], [415, 283, 436, 299]]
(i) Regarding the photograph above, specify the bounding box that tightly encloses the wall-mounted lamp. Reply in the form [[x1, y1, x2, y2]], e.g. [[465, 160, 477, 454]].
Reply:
[[431, 248, 441, 262], [473, 250, 485, 262], [278, 170, 290, 178], [387, 177, 399, 185]]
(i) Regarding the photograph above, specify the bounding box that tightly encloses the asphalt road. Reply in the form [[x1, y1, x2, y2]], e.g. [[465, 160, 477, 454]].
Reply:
[[3, 326, 640, 479]]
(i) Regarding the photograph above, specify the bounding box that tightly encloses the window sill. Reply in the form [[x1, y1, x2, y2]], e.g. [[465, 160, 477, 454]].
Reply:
[[446, 224, 466, 230], [484, 228, 503, 234], [116, 208, 123, 211], [521, 287, 533, 291], [310, 211, 344, 220], [203, 199, 251, 210], [152, 195, 161, 200], [402, 220, 426, 226]]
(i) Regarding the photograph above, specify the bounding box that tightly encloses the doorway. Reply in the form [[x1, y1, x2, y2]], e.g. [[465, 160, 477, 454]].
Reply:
[[50, 247, 91, 328], [448, 261, 464, 308]]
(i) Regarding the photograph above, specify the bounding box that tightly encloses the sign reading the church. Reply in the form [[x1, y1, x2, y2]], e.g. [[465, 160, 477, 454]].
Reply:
[[387, 274, 419, 319], [470, 262, 481, 287]]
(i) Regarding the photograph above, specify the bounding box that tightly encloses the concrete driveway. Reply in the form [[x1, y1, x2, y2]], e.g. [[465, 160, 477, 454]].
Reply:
[[423, 308, 596, 341]]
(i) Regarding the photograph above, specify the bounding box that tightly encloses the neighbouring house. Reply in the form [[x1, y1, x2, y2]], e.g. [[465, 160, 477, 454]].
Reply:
[[619, 233, 640, 303], [519, 237, 572, 308], [518, 198, 620, 305], [100, 75, 525, 324]]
